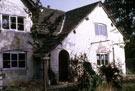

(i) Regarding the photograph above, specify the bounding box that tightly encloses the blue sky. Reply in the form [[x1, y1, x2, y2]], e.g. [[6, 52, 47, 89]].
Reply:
[[40, 0, 105, 11]]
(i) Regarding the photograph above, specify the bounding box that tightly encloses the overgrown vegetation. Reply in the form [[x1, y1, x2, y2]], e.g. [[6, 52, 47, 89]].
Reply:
[[104, 0, 135, 61], [69, 54, 102, 91], [29, 0, 64, 88], [3, 80, 43, 91], [99, 63, 123, 90], [126, 58, 135, 75]]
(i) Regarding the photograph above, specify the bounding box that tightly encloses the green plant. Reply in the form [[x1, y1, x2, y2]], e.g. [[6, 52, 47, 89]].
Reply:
[[99, 63, 123, 89], [122, 82, 135, 91], [48, 68, 57, 85], [69, 54, 102, 91]]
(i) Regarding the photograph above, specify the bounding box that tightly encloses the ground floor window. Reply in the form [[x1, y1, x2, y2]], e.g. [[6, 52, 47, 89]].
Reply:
[[3, 51, 26, 68], [96, 53, 109, 66]]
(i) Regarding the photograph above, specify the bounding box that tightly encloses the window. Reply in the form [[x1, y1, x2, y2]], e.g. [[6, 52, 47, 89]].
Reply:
[[2, 15, 24, 31], [11, 16, 17, 29], [96, 54, 108, 66], [95, 23, 107, 36], [3, 51, 26, 68], [18, 17, 24, 31], [2, 15, 9, 29]]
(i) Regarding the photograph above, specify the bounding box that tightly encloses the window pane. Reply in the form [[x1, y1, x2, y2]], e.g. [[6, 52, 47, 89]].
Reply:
[[98, 25, 102, 34], [97, 54, 100, 65], [101, 55, 104, 60], [102, 25, 107, 36], [97, 54, 109, 66], [18, 24, 24, 31], [11, 17, 16, 23], [102, 60, 104, 65], [18, 17, 24, 23], [19, 53, 25, 67], [105, 60, 108, 65], [105, 54, 108, 60], [18, 17, 24, 31], [3, 53, 10, 60], [2, 15, 9, 29], [3, 53, 10, 68], [105, 54, 108, 65], [11, 54, 17, 67], [11, 17, 16, 29], [95, 24, 99, 35]]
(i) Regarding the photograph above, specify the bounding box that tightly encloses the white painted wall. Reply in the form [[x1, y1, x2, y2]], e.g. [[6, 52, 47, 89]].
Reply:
[[51, 3, 126, 79]]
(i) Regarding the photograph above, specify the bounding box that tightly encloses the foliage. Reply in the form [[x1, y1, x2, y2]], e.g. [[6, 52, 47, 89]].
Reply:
[[69, 54, 102, 91], [104, 0, 135, 59], [122, 82, 135, 91], [28, 1, 64, 55], [104, 0, 135, 36], [96, 81, 118, 91], [3, 80, 43, 91], [99, 63, 123, 89], [126, 58, 135, 74], [30, 10, 64, 54], [48, 68, 57, 85]]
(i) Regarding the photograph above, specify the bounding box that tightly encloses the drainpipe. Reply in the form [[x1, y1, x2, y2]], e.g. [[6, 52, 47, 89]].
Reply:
[[112, 47, 115, 66]]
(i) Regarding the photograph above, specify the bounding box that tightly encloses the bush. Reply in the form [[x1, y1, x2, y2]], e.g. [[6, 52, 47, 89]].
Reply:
[[69, 54, 102, 91], [99, 63, 123, 89]]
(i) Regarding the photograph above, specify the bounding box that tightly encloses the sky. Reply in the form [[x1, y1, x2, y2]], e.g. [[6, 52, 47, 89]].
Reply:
[[40, 0, 105, 12]]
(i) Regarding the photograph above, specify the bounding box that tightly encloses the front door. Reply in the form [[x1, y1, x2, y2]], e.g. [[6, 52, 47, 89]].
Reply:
[[59, 50, 69, 81]]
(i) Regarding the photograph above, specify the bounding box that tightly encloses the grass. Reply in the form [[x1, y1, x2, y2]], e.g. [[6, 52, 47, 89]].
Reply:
[[126, 68, 135, 75], [122, 82, 135, 91], [2, 79, 135, 91], [96, 81, 135, 91]]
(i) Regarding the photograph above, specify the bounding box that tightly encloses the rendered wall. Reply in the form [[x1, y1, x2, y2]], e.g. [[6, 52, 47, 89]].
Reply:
[[51, 4, 126, 81], [0, 0, 35, 85]]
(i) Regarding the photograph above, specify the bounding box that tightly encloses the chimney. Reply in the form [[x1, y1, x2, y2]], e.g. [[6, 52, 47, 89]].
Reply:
[[47, 5, 50, 8]]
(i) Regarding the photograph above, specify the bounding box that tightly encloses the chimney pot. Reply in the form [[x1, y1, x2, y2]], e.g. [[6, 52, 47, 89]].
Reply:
[[47, 5, 50, 8]]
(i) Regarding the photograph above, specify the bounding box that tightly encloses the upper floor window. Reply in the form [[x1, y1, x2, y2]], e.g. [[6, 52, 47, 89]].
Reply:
[[3, 51, 26, 68], [94, 23, 107, 36], [2, 15, 24, 31], [97, 53, 108, 66]]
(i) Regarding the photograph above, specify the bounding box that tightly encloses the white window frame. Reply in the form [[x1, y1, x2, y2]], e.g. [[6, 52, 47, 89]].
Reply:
[[96, 53, 109, 66], [3, 51, 27, 69], [94, 23, 108, 36], [1, 14, 25, 32]]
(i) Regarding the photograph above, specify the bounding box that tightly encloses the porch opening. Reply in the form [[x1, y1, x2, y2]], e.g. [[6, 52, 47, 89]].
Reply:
[[59, 50, 69, 81]]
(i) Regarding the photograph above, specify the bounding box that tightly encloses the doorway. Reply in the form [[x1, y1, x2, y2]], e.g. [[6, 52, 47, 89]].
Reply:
[[59, 50, 69, 81]]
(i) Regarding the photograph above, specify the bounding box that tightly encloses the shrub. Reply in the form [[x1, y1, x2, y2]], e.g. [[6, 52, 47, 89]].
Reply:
[[99, 63, 123, 89], [69, 54, 102, 91]]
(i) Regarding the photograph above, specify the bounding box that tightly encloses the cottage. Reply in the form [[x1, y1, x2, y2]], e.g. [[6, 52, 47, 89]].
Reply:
[[0, 0, 36, 85], [50, 2, 126, 81], [0, 0, 126, 86]]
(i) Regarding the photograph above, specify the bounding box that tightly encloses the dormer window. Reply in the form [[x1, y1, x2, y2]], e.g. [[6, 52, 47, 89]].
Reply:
[[94, 23, 107, 36], [2, 15, 24, 31]]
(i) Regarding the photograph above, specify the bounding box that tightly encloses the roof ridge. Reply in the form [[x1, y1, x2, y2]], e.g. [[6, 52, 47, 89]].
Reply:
[[66, 1, 100, 13]]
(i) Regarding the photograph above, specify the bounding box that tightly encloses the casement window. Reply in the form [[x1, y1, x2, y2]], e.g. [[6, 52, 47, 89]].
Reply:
[[96, 53, 109, 66], [94, 23, 107, 36], [2, 15, 24, 31], [3, 51, 26, 68]]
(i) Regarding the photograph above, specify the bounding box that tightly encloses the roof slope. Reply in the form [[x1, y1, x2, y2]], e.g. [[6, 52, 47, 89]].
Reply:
[[45, 2, 99, 52], [36, 2, 100, 53], [36, 7, 65, 34], [62, 2, 99, 35]]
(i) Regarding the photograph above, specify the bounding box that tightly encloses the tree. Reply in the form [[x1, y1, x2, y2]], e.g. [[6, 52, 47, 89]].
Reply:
[[104, 0, 135, 59], [29, 1, 64, 91]]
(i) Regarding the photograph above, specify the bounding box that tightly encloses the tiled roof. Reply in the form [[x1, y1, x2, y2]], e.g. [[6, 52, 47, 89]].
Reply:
[[61, 2, 99, 36], [35, 2, 100, 53]]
